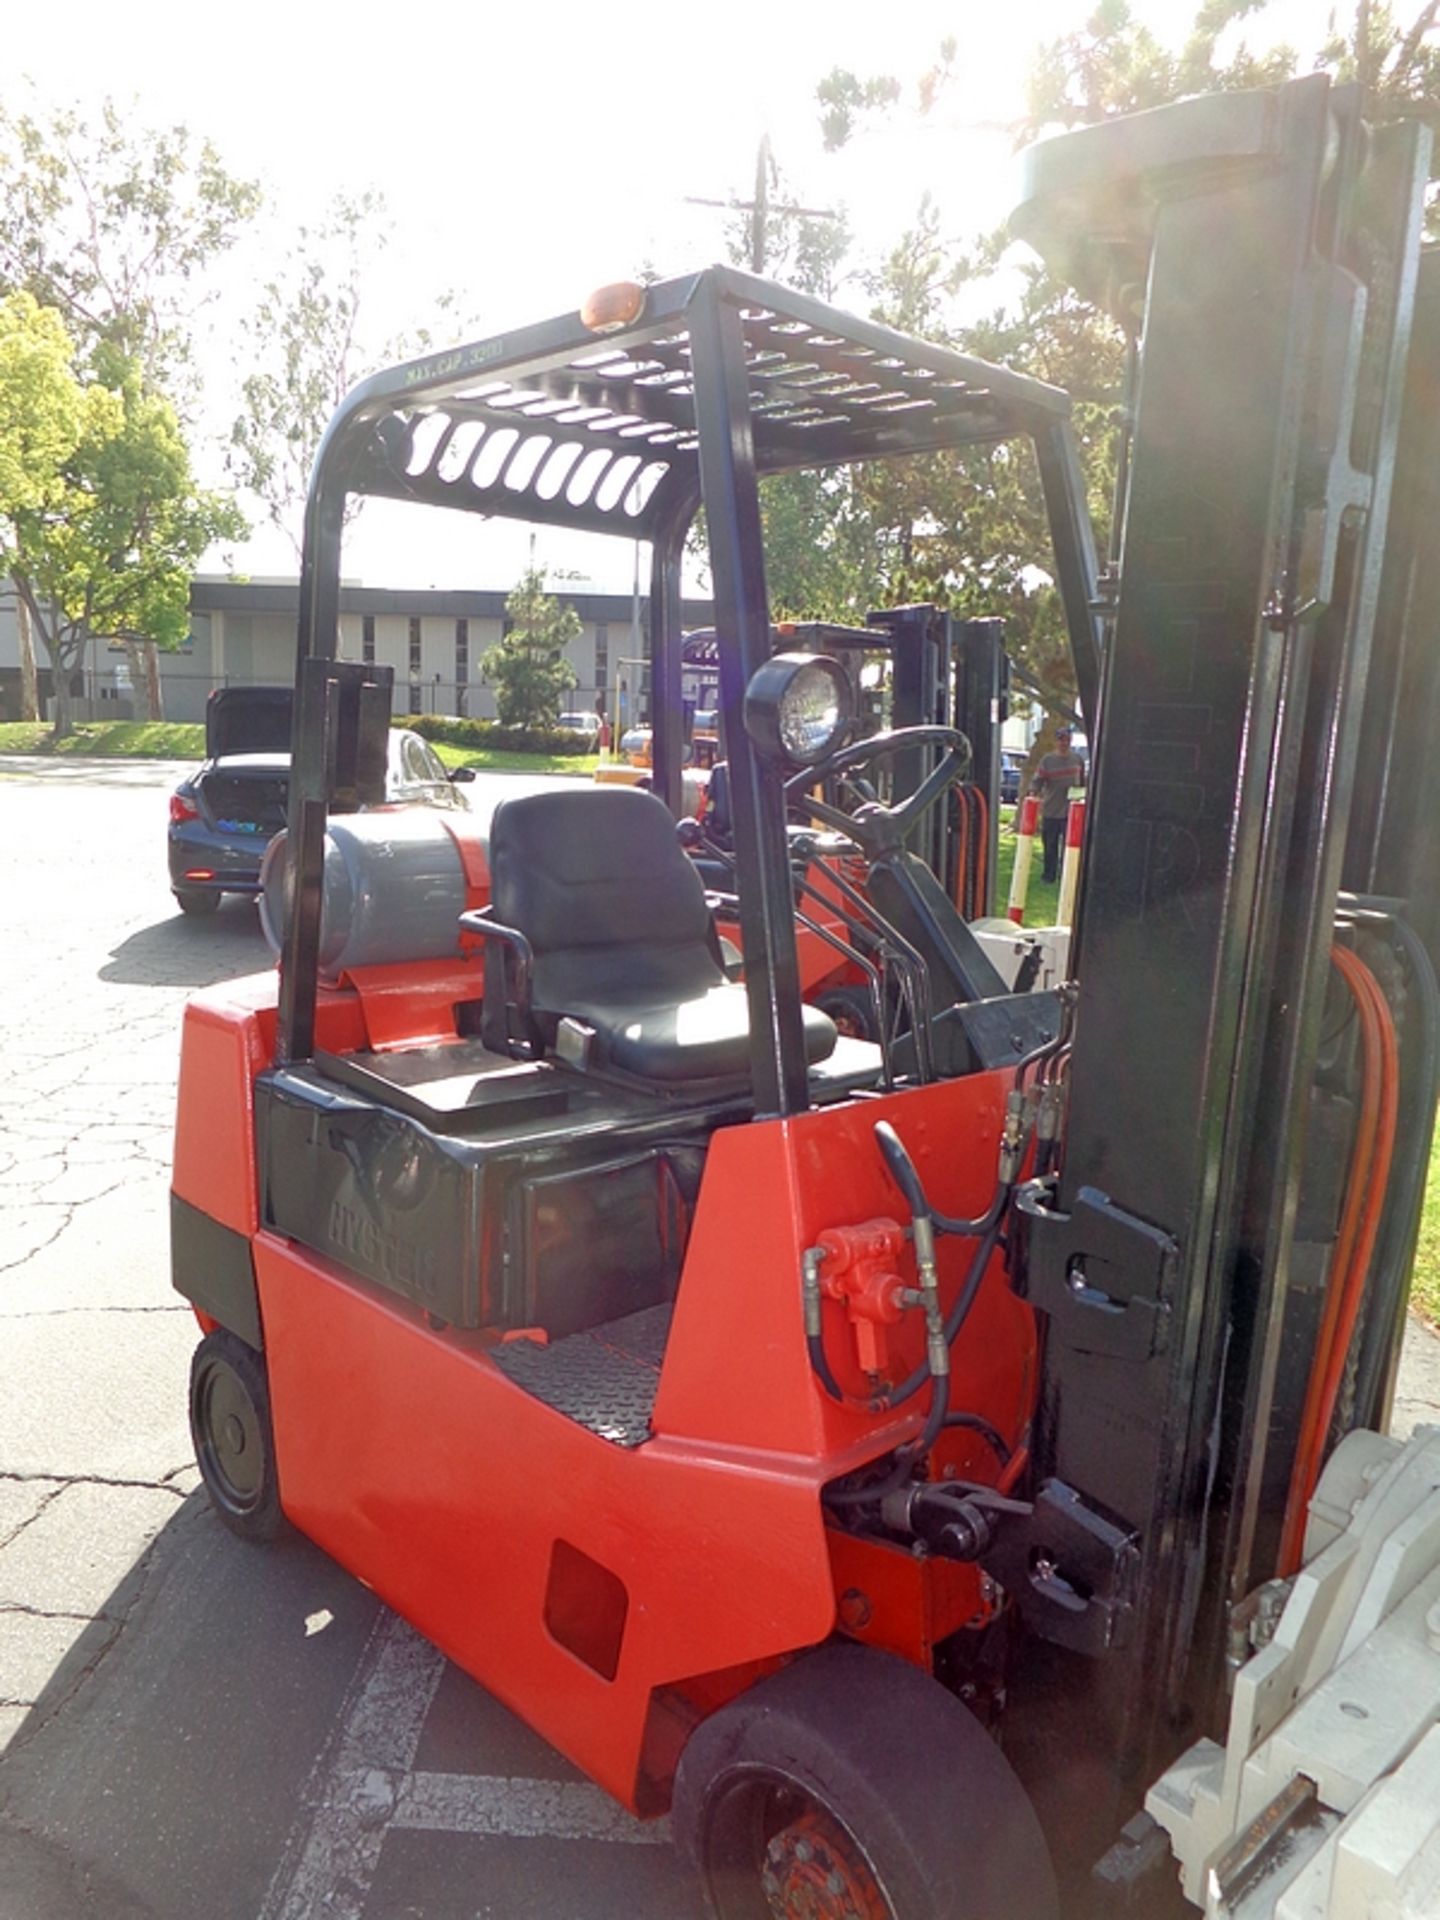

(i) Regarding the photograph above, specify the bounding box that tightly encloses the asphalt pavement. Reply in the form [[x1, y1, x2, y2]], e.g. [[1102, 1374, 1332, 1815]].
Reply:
[[0, 754, 1437, 1920]]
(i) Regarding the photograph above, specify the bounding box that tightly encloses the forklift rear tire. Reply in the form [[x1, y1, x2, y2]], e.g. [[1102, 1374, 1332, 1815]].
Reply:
[[175, 888, 221, 917], [189, 1329, 284, 1544], [672, 1642, 1057, 1920]]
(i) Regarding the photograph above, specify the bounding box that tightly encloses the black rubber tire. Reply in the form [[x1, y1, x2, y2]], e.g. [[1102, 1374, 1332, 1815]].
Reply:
[[814, 985, 880, 1044], [189, 1329, 284, 1543], [672, 1642, 1058, 1920], [175, 888, 221, 917]]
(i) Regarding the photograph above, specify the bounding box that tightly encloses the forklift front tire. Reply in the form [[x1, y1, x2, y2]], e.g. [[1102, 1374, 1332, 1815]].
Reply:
[[174, 888, 221, 917], [189, 1329, 284, 1544], [672, 1641, 1058, 1920]]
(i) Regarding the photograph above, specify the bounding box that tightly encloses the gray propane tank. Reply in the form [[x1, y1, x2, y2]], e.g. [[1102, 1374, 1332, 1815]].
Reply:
[[259, 809, 488, 983]]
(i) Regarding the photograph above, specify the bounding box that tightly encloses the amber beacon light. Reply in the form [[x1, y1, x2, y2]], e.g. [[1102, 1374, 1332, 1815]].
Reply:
[[580, 280, 647, 334]]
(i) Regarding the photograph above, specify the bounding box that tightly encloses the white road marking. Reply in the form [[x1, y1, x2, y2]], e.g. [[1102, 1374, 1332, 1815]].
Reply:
[[395, 1771, 669, 1845], [260, 1610, 664, 1920], [260, 1611, 444, 1920]]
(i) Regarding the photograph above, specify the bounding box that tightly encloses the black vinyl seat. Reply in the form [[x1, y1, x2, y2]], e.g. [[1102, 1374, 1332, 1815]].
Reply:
[[488, 786, 837, 1084]]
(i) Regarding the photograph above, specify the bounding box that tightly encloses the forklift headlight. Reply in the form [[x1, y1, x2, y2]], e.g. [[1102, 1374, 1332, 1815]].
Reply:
[[743, 654, 852, 768]]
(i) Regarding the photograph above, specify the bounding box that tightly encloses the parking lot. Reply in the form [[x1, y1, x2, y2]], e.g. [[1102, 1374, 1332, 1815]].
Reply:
[[2, 755, 1438, 1920], [0, 758, 691, 1920]]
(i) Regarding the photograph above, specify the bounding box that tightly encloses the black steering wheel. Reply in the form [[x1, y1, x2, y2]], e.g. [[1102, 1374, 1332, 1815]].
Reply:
[[782, 725, 972, 858]]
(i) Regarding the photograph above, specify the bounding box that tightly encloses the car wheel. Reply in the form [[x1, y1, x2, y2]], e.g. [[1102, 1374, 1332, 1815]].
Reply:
[[672, 1642, 1057, 1920], [175, 888, 221, 917], [189, 1330, 285, 1543]]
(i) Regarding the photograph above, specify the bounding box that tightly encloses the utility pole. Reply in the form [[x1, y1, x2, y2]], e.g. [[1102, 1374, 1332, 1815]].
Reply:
[[686, 135, 840, 276]]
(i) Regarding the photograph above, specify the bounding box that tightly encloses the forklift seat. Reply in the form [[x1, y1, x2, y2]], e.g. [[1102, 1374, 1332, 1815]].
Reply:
[[488, 786, 838, 1083]]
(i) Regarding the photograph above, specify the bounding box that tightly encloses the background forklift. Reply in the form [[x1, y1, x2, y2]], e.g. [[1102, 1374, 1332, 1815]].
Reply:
[[691, 604, 1015, 1040], [172, 70, 1440, 1920]]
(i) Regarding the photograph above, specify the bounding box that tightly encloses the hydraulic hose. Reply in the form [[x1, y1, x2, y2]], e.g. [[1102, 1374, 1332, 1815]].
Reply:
[[1348, 910, 1440, 1426], [820, 1216, 1004, 1511], [824, 1363, 952, 1510], [942, 1410, 1012, 1466], [815, 1118, 1020, 1507], [881, 1212, 1006, 1411], [875, 1119, 1009, 1239], [1279, 947, 1400, 1573]]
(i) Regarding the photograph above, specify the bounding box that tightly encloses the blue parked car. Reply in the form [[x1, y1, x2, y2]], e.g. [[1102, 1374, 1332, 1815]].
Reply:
[[167, 687, 473, 916]]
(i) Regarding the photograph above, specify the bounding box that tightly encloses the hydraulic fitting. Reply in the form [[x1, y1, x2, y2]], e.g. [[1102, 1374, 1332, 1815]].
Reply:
[[999, 1086, 1028, 1184]]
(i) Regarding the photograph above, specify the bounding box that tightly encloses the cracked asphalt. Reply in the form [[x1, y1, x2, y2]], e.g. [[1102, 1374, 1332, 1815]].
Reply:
[[0, 758, 261, 1752], [0, 753, 1437, 1920]]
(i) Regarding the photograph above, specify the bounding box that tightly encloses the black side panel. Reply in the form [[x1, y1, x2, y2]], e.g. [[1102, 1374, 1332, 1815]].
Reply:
[[171, 1193, 262, 1351], [256, 1067, 712, 1337]]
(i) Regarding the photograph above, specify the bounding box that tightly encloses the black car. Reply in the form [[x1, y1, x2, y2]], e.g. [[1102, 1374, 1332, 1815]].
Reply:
[[1000, 749, 1027, 805], [168, 687, 473, 915]]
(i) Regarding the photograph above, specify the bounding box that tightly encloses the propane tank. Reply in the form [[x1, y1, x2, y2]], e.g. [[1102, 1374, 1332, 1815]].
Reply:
[[259, 809, 490, 983]]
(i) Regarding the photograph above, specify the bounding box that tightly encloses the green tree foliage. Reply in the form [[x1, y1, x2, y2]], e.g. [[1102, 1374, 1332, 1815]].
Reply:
[[0, 95, 261, 392], [0, 94, 257, 718], [0, 293, 244, 738], [482, 567, 581, 731], [228, 192, 458, 561], [813, 0, 1440, 731]]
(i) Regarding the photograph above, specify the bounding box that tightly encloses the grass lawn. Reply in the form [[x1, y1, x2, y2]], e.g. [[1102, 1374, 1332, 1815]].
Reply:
[[1411, 1132, 1440, 1326], [0, 719, 206, 757], [430, 740, 597, 777], [991, 805, 1062, 929], [0, 720, 593, 778]]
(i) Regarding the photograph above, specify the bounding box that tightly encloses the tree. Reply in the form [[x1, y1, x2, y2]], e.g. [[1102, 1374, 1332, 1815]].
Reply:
[[0, 293, 89, 719], [483, 567, 580, 731], [0, 296, 244, 738], [0, 95, 259, 718], [0, 94, 261, 393], [813, 0, 1440, 731], [228, 192, 460, 563]]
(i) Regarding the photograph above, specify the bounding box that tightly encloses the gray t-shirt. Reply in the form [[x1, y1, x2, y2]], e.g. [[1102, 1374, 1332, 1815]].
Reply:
[[1034, 748, 1084, 820]]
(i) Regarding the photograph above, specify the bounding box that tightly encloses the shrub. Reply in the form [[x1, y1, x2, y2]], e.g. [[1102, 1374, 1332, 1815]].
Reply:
[[407, 714, 589, 755]]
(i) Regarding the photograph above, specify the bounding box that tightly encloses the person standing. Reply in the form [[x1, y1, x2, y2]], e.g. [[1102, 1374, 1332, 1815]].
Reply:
[[1032, 726, 1085, 884]]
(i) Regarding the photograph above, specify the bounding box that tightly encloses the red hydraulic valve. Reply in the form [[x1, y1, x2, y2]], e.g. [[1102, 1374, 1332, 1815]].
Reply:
[[816, 1219, 911, 1379]]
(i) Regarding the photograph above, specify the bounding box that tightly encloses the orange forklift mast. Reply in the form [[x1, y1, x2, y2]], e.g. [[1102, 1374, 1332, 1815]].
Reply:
[[172, 71, 1440, 1920]]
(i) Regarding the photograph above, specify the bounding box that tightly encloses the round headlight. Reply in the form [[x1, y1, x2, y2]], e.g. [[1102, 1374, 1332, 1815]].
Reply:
[[743, 654, 853, 768]]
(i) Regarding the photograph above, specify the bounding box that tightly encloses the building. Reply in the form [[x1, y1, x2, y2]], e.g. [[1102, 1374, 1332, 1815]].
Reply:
[[0, 577, 716, 729]]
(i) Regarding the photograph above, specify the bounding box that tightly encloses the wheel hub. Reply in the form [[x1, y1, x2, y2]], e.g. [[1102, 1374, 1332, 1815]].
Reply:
[[199, 1365, 264, 1504], [761, 1807, 890, 1920]]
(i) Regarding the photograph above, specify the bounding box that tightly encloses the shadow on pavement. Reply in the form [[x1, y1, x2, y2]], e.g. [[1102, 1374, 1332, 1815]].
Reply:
[[0, 1496, 383, 1920], [100, 903, 273, 991], [0, 1495, 698, 1920]]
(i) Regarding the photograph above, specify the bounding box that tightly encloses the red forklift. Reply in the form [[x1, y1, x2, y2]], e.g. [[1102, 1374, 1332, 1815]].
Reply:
[[174, 72, 1440, 1918]]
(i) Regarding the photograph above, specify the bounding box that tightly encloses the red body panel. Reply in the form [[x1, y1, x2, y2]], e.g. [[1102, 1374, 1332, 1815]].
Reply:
[[174, 971, 1036, 1812], [256, 1235, 836, 1809]]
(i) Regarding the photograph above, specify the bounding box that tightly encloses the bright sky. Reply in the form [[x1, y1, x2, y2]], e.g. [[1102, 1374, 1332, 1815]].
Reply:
[[10, 0, 1329, 592]]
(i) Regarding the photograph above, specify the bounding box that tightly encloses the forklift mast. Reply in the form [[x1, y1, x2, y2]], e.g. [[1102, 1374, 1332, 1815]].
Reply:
[[1011, 72, 1438, 1806]]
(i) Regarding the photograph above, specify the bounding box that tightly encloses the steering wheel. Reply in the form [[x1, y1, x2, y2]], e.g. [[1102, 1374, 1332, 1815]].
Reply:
[[782, 725, 972, 858]]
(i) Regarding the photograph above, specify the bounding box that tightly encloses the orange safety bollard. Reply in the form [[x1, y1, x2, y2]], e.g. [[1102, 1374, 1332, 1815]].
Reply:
[[1007, 793, 1040, 924], [1058, 797, 1086, 928]]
